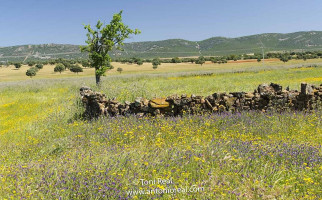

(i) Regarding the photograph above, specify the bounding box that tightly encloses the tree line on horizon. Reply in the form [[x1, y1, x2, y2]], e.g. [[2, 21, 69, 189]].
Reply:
[[2, 49, 322, 69]]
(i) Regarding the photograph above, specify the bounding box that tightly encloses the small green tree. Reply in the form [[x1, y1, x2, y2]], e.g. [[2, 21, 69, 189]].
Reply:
[[257, 58, 261, 62], [171, 57, 181, 63], [81, 11, 140, 85], [35, 64, 43, 70], [26, 68, 37, 78], [117, 67, 123, 73], [195, 56, 205, 66], [70, 64, 83, 74], [280, 54, 290, 63], [81, 59, 90, 68], [54, 63, 65, 74], [14, 63, 22, 69], [136, 60, 143, 65], [152, 58, 161, 69], [27, 61, 36, 66]]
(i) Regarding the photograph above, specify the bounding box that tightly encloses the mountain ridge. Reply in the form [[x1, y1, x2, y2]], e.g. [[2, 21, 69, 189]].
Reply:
[[1, 31, 322, 62]]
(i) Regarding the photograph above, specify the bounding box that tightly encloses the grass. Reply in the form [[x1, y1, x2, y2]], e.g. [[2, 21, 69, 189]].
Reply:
[[1, 58, 322, 82], [0, 61, 321, 199]]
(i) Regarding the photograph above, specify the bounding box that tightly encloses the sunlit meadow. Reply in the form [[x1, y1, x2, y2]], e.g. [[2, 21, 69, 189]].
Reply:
[[0, 65, 321, 199]]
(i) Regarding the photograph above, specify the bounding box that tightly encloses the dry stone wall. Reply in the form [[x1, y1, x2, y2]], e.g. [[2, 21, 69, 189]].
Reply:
[[80, 83, 322, 118]]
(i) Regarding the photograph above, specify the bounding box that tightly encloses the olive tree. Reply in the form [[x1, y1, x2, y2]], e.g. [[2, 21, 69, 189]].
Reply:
[[54, 63, 65, 74], [14, 63, 22, 69], [26, 68, 37, 78], [195, 56, 205, 66], [70, 64, 83, 74], [81, 11, 140, 85], [117, 67, 123, 73], [35, 64, 43, 70], [152, 58, 161, 69]]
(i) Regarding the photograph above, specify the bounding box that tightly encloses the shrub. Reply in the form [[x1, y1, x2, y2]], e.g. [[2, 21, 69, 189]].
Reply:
[[152, 58, 161, 69], [35, 64, 43, 70], [54, 63, 65, 74], [171, 57, 181, 63], [70, 64, 83, 74], [26, 68, 37, 78], [117, 67, 123, 73], [14, 63, 22, 69], [195, 56, 205, 66], [27, 61, 36, 66], [136, 60, 143, 65], [81, 60, 90, 68]]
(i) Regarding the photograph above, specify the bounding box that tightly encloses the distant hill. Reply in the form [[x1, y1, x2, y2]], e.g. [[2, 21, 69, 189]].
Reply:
[[1, 31, 322, 62]]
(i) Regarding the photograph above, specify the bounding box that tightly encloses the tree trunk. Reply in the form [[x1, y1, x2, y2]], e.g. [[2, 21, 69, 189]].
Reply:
[[95, 73, 101, 86]]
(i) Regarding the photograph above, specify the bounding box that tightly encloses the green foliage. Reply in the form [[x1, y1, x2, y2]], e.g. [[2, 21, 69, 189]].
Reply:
[[80, 10, 140, 85], [49, 60, 56, 65], [81, 59, 91, 68], [25, 68, 37, 78], [14, 63, 22, 69], [27, 61, 36, 67], [152, 58, 161, 69], [117, 67, 123, 73], [35, 64, 43, 70], [69, 64, 83, 74], [195, 56, 205, 66], [54, 63, 65, 74], [257, 58, 261, 62], [280, 54, 291, 63], [136, 60, 143, 65], [171, 57, 181, 63]]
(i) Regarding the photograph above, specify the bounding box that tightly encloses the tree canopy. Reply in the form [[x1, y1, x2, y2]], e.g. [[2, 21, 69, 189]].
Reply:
[[81, 11, 140, 85]]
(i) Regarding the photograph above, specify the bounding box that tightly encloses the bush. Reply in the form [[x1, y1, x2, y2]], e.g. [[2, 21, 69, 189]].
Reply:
[[81, 60, 90, 68], [27, 61, 36, 66], [117, 67, 123, 73], [136, 60, 143, 65], [35, 64, 43, 70], [195, 56, 205, 66], [14, 63, 22, 69], [152, 58, 161, 66], [54, 63, 65, 74], [26, 68, 37, 78], [70, 64, 83, 74], [171, 57, 181, 63]]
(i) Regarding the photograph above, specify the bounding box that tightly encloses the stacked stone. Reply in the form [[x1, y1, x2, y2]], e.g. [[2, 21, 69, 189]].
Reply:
[[80, 86, 108, 118], [80, 82, 322, 119]]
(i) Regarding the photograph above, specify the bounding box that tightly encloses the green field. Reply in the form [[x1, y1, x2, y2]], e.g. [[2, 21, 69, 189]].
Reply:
[[0, 61, 321, 199]]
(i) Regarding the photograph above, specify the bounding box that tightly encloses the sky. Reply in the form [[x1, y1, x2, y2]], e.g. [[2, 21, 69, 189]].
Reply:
[[1, 0, 322, 46]]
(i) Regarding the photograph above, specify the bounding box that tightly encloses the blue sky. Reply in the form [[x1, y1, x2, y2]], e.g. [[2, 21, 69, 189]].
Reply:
[[0, 0, 322, 46]]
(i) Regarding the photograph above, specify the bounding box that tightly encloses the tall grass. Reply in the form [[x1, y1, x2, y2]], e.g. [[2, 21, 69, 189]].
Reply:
[[0, 66, 321, 199]]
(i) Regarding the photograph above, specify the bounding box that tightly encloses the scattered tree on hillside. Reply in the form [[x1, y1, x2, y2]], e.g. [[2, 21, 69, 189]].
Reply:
[[152, 58, 161, 69], [81, 59, 91, 68], [35, 64, 43, 70], [280, 54, 291, 63], [136, 60, 143, 65], [195, 56, 205, 66], [14, 63, 22, 69], [117, 67, 123, 73], [27, 61, 36, 66], [171, 57, 181, 63], [54, 63, 65, 74], [70, 64, 83, 74], [26, 68, 37, 78], [81, 11, 140, 85]]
